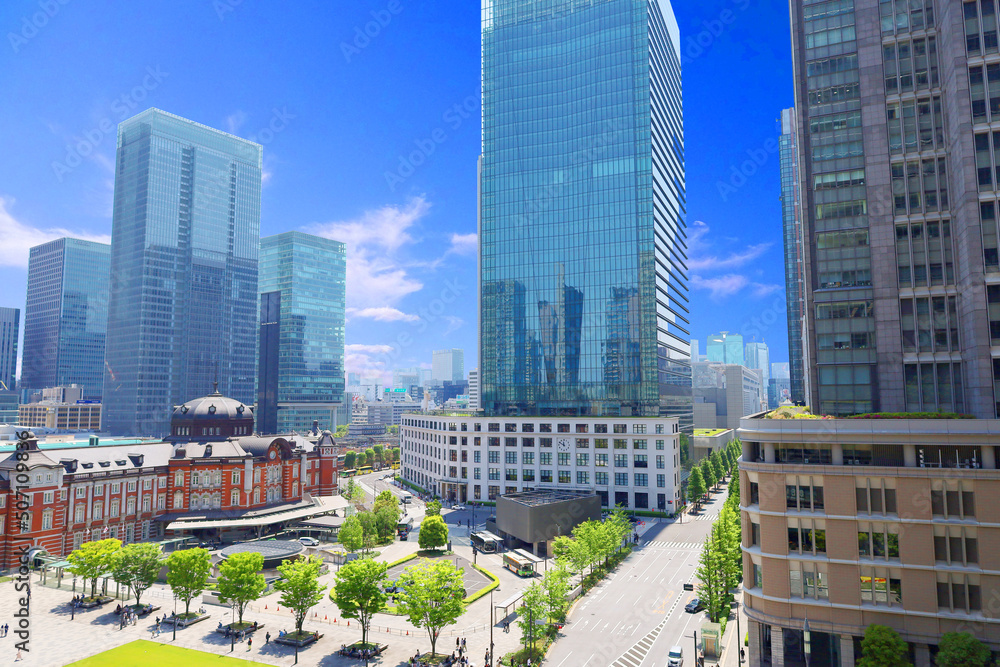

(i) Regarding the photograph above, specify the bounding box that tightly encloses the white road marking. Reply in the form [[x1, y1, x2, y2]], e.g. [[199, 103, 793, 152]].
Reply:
[[554, 651, 573, 667]]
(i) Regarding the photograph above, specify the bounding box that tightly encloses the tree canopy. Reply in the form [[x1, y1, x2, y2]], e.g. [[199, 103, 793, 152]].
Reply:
[[111, 542, 163, 607], [418, 514, 449, 550], [687, 466, 706, 504], [935, 632, 992, 667], [217, 551, 267, 626], [332, 558, 388, 649], [275, 555, 327, 636], [857, 625, 911, 667], [396, 560, 466, 656], [166, 548, 211, 617], [67, 538, 121, 599]]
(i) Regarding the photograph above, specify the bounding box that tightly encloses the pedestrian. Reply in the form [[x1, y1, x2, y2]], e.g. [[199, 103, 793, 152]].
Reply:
[[265, 631, 270, 644], [248, 637, 252, 651]]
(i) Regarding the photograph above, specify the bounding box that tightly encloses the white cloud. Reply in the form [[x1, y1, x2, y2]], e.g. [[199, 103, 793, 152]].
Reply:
[[750, 282, 783, 298], [688, 242, 771, 272], [344, 343, 394, 386], [345, 344, 394, 355], [691, 273, 749, 299], [448, 232, 477, 256], [225, 110, 247, 135], [442, 316, 464, 336], [309, 196, 430, 307], [0, 197, 111, 268], [347, 306, 420, 323]]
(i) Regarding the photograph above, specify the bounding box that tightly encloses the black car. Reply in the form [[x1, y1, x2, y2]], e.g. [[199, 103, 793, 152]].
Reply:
[[685, 598, 705, 613], [627, 515, 641, 524]]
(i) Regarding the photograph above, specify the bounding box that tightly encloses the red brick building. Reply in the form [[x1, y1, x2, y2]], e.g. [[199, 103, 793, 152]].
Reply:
[[0, 389, 340, 570]]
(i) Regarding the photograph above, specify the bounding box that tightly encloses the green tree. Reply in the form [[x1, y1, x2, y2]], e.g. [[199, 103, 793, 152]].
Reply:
[[339, 514, 364, 553], [541, 563, 571, 623], [364, 448, 375, 466], [857, 625, 912, 667], [717, 504, 743, 590], [385, 424, 400, 435], [334, 424, 349, 438], [694, 534, 727, 624], [344, 451, 357, 469], [374, 489, 397, 513], [516, 581, 547, 658], [418, 513, 449, 550], [935, 632, 993, 667], [701, 458, 718, 491], [553, 535, 589, 575], [67, 538, 121, 599], [375, 504, 400, 540], [396, 560, 467, 657], [111, 542, 163, 607], [332, 558, 388, 649], [372, 444, 384, 465], [710, 450, 724, 481], [217, 551, 267, 626], [687, 467, 706, 506], [391, 447, 400, 464], [275, 555, 327, 637], [166, 548, 211, 618], [357, 510, 378, 552], [425, 499, 442, 515], [679, 432, 690, 467]]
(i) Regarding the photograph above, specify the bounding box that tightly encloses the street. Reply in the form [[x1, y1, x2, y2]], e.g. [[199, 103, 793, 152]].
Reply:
[[545, 484, 731, 667]]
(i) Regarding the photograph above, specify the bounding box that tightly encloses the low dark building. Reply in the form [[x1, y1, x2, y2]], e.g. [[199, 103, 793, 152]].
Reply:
[[495, 489, 601, 557]]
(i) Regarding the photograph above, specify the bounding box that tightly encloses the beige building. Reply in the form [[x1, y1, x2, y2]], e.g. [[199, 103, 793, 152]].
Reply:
[[19, 401, 101, 432], [738, 411, 1000, 666]]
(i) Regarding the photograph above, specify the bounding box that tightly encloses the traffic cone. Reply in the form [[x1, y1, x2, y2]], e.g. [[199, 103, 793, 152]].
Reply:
[[264, 605, 267, 610]]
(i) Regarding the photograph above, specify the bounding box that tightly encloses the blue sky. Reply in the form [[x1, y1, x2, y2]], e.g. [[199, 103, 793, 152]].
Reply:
[[0, 0, 793, 384]]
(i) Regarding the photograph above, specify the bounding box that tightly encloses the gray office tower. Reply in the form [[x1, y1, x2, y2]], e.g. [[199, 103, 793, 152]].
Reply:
[[21, 239, 110, 400], [103, 109, 262, 436], [0, 308, 18, 391], [790, 1, 1000, 417], [779, 108, 808, 405], [479, 0, 689, 422]]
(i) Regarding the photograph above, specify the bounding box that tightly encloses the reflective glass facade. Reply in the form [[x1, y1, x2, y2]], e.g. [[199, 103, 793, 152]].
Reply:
[[103, 109, 261, 436], [479, 0, 689, 421], [707, 332, 744, 365], [259, 231, 346, 434], [22, 238, 110, 400], [779, 108, 807, 404], [0, 307, 18, 392]]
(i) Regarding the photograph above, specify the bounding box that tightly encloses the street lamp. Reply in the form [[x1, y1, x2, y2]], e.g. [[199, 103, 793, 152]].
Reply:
[[735, 597, 743, 664], [230, 602, 236, 652], [803, 617, 811, 667], [172, 594, 177, 642], [489, 588, 495, 666]]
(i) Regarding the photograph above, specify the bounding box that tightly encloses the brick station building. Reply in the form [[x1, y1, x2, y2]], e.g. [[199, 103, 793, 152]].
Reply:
[[0, 388, 341, 570]]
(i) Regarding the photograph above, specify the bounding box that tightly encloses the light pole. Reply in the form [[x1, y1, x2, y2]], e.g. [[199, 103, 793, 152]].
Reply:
[[489, 588, 495, 666], [172, 595, 177, 642], [735, 597, 743, 664], [803, 617, 811, 667], [230, 602, 236, 652], [692, 630, 699, 667]]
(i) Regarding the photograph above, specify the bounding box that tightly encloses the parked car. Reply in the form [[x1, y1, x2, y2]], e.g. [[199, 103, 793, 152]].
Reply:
[[451, 504, 464, 510], [298, 537, 320, 547], [684, 598, 704, 613], [668, 646, 684, 666], [383, 584, 401, 594], [627, 515, 641, 524]]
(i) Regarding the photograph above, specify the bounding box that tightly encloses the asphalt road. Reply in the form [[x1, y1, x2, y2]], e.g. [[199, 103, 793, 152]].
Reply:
[[545, 484, 732, 667]]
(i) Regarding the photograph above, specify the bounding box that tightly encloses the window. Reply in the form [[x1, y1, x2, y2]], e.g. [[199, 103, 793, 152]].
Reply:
[[858, 523, 900, 559], [506, 469, 518, 481], [540, 423, 552, 433], [541, 470, 553, 483], [614, 473, 628, 486], [540, 452, 552, 466], [127, 480, 136, 492], [522, 437, 534, 447], [488, 486, 500, 500], [595, 424, 608, 434], [557, 453, 570, 466], [76, 486, 86, 499], [788, 520, 827, 555], [173, 491, 183, 509], [174, 471, 183, 486], [110, 499, 120, 517], [860, 568, 902, 606], [930, 482, 975, 518], [488, 451, 500, 464], [557, 424, 570, 433], [656, 440, 664, 450], [614, 424, 627, 434], [505, 423, 517, 432], [576, 424, 589, 433], [753, 563, 763, 588], [934, 526, 978, 564], [489, 437, 500, 447], [93, 485, 103, 497], [938, 573, 982, 612], [43, 491, 53, 504], [231, 489, 239, 505], [474, 468, 481, 480], [614, 454, 628, 468], [474, 451, 481, 463], [634, 454, 648, 468], [523, 452, 534, 465], [488, 423, 500, 432], [595, 439, 608, 449], [596, 472, 609, 485], [789, 564, 829, 600], [576, 453, 589, 466], [540, 438, 552, 448], [751, 522, 761, 547], [596, 453, 608, 467], [786, 479, 824, 510], [74, 505, 85, 523], [577, 471, 589, 485], [614, 439, 628, 449], [558, 470, 571, 484], [856, 481, 897, 514], [489, 468, 500, 481], [93, 501, 103, 521], [575, 438, 589, 449], [253, 468, 261, 483], [505, 451, 517, 464], [505, 438, 517, 447], [634, 474, 648, 487], [522, 423, 534, 433], [126, 498, 135, 515], [142, 497, 150, 513], [633, 440, 647, 450]]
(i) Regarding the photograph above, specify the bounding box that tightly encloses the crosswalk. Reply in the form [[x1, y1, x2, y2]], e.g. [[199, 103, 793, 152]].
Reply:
[[610, 617, 668, 667], [639, 540, 702, 550], [697, 513, 719, 522]]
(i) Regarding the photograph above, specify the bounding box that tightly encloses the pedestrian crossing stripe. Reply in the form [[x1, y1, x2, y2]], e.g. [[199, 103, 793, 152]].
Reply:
[[639, 540, 701, 549], [698, 513, 719, 521]]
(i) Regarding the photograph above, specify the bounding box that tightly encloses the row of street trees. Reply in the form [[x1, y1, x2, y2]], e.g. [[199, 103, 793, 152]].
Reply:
[[694, 439, 742, 630], [339, 489, 404, 553], [686, 439, 740, 508], [67, 539, 163, 608], [552, 509, 631, 581], [515, 564, 572, 659], [343, 446, 400, 469], [857, 625, 999, 667]]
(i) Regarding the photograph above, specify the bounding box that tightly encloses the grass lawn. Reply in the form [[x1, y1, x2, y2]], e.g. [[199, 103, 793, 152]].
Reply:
[[67, 640, 256, 666]]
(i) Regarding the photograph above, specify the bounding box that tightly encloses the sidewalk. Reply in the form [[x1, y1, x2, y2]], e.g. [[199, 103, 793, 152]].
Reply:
[[704, 591, 749, 667]]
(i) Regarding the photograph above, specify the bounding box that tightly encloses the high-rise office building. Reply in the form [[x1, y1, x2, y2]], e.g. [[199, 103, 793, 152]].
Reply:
[[745, 341, 771, 406], [103, 109, 261, 436], [431, 349, 464, 384], [790, 1, 1000, 417], [393, 367, 421, 390], [779, 108, 808, 405], [478, 0, 689, 420], [771, 362, 790, 380], [707, 332, 744, 366], [468, 369, 479, 410], [258, 231, 346, 434], [22, 238, 110, 400], [690, 339, 701, 363], [0, 308, 18, 392]]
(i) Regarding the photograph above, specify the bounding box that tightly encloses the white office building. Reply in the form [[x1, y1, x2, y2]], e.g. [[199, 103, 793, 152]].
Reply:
[[400, 414, 681, 512]]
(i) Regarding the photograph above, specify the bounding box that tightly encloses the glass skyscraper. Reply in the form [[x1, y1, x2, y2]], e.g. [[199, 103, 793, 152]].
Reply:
[[479, 0, 688, 421], [103, 109, 261, 436], [779, 107, 807, 405], [0, 307, 18, 392], [21, 238, 110, 400], [259, 231, 346, 434], [706, 332, 744, 366]]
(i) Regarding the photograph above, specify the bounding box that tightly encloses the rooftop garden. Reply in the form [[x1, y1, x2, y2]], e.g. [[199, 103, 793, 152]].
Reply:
[[693, 428, 730, 436], [763, 406, 976, 420]]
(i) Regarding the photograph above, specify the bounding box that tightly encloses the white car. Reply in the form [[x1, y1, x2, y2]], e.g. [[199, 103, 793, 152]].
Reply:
[[667, 646, 683, 666], [298, 537, 320, 547], [451, 504, 464, 510]]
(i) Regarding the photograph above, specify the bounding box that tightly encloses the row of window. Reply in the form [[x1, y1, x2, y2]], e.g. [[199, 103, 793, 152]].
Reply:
[[424, 420, 666, 435], [444, 436, 666, 449], [481, 469, 663, 487], [485, 450, 666, 467]]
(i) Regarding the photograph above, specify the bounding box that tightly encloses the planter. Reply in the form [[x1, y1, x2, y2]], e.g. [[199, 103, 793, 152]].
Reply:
[[164, 612, 211, 627], [216, 621, 265, 636], [78, 595, 114, 609], [274, 631, 322, 647]]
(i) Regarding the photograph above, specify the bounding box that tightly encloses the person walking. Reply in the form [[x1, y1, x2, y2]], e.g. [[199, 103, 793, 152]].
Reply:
[[247, 637, 252, 651], [265, 631, 270, 644]]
